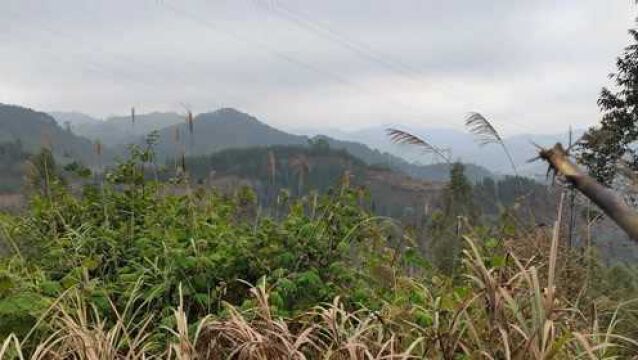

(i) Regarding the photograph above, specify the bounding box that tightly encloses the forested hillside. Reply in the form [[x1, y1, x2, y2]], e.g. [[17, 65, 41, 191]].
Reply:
[[0, 104, 98, 164], [0, 105, 488, 198], [0, 104, 109, 193], [141, 108, 493, 181], [183, 144, 443, 222], [182, 144, 555, 225]]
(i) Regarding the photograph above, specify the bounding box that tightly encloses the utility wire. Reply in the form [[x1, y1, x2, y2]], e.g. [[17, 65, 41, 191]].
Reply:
[[162, 2, 363, 92], [0, 9, 171, 93], [4, 1, 567, 167], [249, 0, 562, 140], [158, 1, 454, 127], [1, 5, 249, 113], [161, 2, 551, 141], [251, 0, 426, 82]]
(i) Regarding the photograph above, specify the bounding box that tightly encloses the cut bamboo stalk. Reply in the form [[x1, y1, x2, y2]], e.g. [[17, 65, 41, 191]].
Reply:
[[539, 143, 638, 241]]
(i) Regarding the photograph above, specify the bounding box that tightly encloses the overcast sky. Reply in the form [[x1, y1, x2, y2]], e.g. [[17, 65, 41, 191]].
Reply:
[[0, 0, 636, 134]]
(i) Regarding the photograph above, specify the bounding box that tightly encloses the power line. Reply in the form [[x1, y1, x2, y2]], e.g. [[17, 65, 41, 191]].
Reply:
[[1, 5, 251, 113], [0, 8, 172, 93], [251, 0, 426, 82], [161, 2, 364, 92], [158, 2, 445, 123], [248, 1, 565, 141], [5, 1, 567, 166]]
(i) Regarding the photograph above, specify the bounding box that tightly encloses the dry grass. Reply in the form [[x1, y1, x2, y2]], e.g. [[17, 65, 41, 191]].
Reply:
[[194, 285, 424, 359]]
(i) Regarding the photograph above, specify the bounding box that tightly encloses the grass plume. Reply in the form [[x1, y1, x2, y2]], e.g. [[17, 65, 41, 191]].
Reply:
[[465, 112, 519, 177], [386, 128, 451, 163]]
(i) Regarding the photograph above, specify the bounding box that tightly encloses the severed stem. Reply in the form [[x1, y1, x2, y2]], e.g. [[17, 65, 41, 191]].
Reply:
[[539, 143, 638, 241]]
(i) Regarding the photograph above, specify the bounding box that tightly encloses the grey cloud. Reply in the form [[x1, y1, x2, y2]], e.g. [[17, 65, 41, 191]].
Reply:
[[0, 0, 635, 133]]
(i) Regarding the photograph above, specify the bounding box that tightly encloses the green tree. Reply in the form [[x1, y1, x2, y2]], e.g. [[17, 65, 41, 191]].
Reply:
[[474, 177, 499, 215], [579, 25, 638, 186], [429, 162, 477, 274], [441, 162, 476, 219], [308, 137, 330, 152]]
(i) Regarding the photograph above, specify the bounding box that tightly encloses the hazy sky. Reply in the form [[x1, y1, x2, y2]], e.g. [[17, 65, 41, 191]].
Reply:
[[0, 0, 636, 134]]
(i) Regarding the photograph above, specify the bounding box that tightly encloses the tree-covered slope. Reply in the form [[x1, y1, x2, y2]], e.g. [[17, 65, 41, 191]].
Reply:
[[147, 108, 493, 182], [183, 144, 444, 221], [0, 104, 100, 166], [152, 108, 307, 156]]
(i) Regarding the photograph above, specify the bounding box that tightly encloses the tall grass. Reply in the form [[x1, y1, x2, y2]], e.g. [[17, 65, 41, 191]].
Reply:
[[2, 225, 635, 359], [2, 145, 636, 359]]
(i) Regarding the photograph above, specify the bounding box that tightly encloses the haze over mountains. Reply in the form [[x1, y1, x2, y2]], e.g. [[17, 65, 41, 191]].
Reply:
[[0, 102, 583, 187], [293, 125, 583, 177], [48, 107, 580, 179], [51, 107, 494, 181], [51, 111, 183, 147], [48, 111, 101, 129]]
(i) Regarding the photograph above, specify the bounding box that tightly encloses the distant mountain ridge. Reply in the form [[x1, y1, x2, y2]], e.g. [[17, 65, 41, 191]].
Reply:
[[49, 111, 100, 130], [0, 104, 102, 166], [152, 108, 307, 155], [295, 125, 583, 177], [71, 112, 183, 147], [145, 108, 493, 182], [49, 106, 495, 181]]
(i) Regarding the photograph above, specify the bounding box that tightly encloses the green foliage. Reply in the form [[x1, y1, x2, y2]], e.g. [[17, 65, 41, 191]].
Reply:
[[579, 24, 638, 185], [428, 162, 477, 274], [0, 145, 419, 341], [0, 142, 636, 358], [441, 162, 476, 219], [63, 161, 92, 178]]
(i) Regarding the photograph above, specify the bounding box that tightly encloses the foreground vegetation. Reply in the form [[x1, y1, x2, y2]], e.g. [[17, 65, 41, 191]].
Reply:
[[0, 145, 637, 359], [4, 13, 638, 360]]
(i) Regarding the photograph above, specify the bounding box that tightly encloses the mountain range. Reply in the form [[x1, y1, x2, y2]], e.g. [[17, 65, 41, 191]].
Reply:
[[3, 103, 634, 263], [0, 103, 587, 185], [51, 111, 183, 147], [50, 107, 494, 182], [291, 125, 584, 178], [0, 104, 101, 166]]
